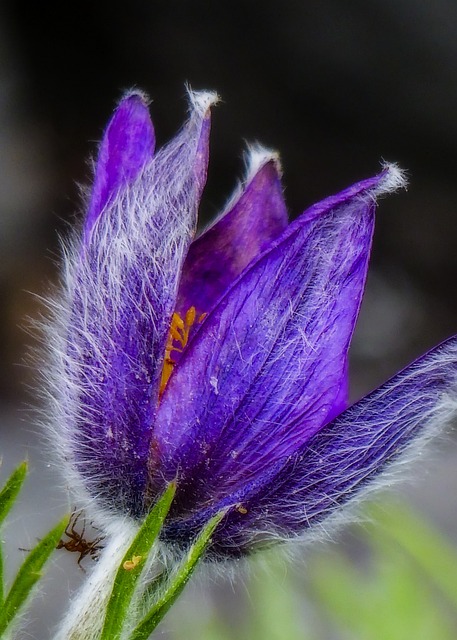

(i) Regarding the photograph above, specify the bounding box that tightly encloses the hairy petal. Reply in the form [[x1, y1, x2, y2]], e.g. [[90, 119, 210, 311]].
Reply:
[[176, 148, 288, 315], [56, 91, 218, 517], [162, 335, 457, 556], [153, 165, 405, 508], [84, 92, 156, 242]]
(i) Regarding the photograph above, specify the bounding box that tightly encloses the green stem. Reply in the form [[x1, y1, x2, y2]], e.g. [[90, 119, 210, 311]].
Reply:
[[130, 509, 226, 640], [100, 482, 176, 640]]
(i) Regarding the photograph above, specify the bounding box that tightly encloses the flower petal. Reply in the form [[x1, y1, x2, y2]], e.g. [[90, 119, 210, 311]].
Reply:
[[160, 335, 457, 555], [84, 91, 156, 242], [152, 165, 405, 508], [176, 147, 288, 316], [57, 91, 218, 517]]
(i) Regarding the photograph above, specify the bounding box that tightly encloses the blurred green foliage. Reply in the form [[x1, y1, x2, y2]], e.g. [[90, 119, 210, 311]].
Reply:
[[165, 500, 457, 640]]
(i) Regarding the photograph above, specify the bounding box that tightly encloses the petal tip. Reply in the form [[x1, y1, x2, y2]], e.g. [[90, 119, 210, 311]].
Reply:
[[186, 86, 220, 115], [373, 162, 408, 198], [118, 88, 151, 109], [245, 143, 282, 180]]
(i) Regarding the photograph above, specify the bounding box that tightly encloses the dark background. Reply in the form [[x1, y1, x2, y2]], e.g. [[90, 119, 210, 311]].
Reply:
[[1, 2, 457, 637], [1, 1, 457, 402], [2, 1, 457, 405]]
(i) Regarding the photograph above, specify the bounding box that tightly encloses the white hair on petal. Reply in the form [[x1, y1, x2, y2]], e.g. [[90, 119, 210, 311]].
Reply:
[[370, 161, 407, 198], [237, 337, 457, 555], [120, 87, 152, 106], [53, 517, 139, 640], [153, 341, 457, 569], [245, 143, 282, 180], [41, 93, 216, 529], [185, 85, 220, 114]]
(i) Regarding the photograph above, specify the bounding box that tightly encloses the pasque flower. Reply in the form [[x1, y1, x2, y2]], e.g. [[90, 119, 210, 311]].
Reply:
[[49, 89, 457, 559]]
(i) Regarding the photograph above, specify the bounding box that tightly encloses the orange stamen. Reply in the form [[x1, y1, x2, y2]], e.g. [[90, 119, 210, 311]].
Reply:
[[159, 306, 205, 397], [185, 306, 196, 327]]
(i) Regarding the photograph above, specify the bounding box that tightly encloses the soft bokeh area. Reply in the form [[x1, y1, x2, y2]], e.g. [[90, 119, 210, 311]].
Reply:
[[164, 499, 457, 640], [1, 2, 457, 638]]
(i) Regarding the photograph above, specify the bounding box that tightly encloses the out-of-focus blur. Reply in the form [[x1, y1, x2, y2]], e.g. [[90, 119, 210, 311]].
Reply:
[[1, 2, 457, 638]]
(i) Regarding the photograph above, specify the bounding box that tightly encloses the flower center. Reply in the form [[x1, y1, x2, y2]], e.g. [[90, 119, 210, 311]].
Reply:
[[159, 306, 207, 397]]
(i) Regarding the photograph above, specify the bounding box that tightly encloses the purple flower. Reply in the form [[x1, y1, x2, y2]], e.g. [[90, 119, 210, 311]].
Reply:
[[50, 90, 457, 558]]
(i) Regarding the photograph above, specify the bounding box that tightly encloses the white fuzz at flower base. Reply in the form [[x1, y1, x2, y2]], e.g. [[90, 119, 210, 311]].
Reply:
[[54, 519, 138, 640]]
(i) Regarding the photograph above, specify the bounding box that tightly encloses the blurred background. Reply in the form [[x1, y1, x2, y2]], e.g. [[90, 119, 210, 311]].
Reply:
[[1, 1, 457, 638]]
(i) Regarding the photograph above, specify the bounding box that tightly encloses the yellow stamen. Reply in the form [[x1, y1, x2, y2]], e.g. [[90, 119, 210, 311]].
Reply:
[[172, 312, 185, 331], [185, 306, 196, 327], [170, 324, 183, 342], [159, 306, 206, 397]]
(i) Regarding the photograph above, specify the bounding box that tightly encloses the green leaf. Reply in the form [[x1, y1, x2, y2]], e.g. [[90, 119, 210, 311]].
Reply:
[[0, 462, 27, 528], [100, 482, 176, 640], [130, 509, 226, 640], [0, 514, 68, 637], [0, 461, 28, 606]]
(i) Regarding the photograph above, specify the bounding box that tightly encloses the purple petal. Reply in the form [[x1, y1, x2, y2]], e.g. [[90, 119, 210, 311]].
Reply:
[[162, 335, 457, 556], [176, 148, 288, 316], [84, 91, 156, 242], [152, 166, 404, 508], [59, 91, 218, 516]]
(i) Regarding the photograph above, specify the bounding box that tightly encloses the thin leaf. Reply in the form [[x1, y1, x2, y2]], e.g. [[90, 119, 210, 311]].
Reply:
[[100, 482, 176, 640], [0, 462, 28, 607], [0, 514, 67, 637], [0, 462, 27, 528], [0, 545, 3, 608], [130, 509, 226, 640]]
